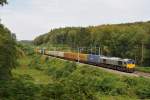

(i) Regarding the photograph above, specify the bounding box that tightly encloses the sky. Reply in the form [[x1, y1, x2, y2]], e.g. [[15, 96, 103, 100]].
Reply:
[[0, 0, 150, 40]]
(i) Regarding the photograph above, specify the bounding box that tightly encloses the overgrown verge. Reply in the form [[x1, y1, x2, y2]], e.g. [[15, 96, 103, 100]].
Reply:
[[135, 67, 150, 73], [1, 54, 149, 100], [27, 55, 150, 100]]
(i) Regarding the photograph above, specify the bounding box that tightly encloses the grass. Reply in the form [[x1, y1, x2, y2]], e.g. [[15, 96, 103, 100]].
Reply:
[[12, 67, 53, 84], [97, 95, 137, 100], [13, 56, 53, 84], [135, 66, 150, 73], [17, 56, 32, 67]]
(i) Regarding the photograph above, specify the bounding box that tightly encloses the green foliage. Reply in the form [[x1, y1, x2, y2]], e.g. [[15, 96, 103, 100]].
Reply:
[[46, 59, 77, 79], [135, 66, 150, 73], [136, 83, 150, 99], [28, 55, 45, 70], [0, 24, 17, 80], [0, 78, 40, 100], [134, 78, 150, 99], [17, 43, 35, 56], [34, 21, 150, 66], [0, 0, 7, 6], [33, 56, 149, 99], [8, 55, 150, 99], [41, 82, 64, 100]]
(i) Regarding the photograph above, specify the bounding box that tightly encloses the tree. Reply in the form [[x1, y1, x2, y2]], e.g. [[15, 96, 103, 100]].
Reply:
[[0, 0, 7, 6], [34, 21, 150, 66], [0, 24, 17, 80], [0, 0, 17, 80]]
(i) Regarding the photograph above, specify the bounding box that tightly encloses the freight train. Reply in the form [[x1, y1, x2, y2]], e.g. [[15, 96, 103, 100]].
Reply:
[[35, 48, 135, 73]]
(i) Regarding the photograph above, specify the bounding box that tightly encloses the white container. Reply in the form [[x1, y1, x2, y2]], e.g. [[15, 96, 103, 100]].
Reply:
[[57, 51, 64, 57]]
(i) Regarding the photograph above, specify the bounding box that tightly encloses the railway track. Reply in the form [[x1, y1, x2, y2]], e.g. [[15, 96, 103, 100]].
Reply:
[[47, 55, 150, 78], [134, 71, 150, 78]]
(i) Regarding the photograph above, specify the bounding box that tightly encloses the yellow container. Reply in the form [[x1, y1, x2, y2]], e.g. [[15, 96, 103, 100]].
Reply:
[[79, 53, 88, 62], [64, 52, 78, 60], [64, 52, 88, 62]]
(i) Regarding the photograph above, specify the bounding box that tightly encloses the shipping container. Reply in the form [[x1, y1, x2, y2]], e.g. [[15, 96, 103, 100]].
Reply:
[[79, 53, 88, 62], [45, 50, 49, 55], [88, 54, 101, 64], [53, 51, 59, 56], [64, 52, 78, 60], [48, 51, 54, 56], [48, 51, 58, 56], [57, 51, 64, 57]]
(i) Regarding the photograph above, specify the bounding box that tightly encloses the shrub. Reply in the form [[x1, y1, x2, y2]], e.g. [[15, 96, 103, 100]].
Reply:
[[0, 79, 40, 100], [123, 77, 137, 86], [28, 55, 46, 70], [46, 60, 77, 79], [136, 84, 150, 99], [135, 78, 150, 99], [41, 82, 64, 100]]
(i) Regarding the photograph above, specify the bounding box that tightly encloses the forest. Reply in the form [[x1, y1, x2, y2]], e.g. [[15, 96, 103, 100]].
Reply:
[[0, 0, 150, 99], [34, 21, 150, 66]]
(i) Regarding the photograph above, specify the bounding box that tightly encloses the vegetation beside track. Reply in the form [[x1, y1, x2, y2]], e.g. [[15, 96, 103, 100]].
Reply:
[[135, 67, 150, 73], [0, 43, 149, 100], [3, 54, 148, 100]]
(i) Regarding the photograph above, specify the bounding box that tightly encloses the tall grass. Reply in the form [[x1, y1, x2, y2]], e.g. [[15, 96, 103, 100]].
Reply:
[[135, 66, 150, 73]]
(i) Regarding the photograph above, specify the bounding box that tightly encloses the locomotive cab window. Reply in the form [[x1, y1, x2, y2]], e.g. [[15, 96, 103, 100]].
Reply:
[[127, 60, 135, 64]]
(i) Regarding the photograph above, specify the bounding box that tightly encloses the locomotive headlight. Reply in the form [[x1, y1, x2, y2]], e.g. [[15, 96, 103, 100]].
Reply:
[[127, 64, 135, 68]]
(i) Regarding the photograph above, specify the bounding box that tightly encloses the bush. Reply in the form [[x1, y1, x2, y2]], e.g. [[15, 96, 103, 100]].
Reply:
[[96, 77, 127, 95], [0, 79, 40, 100], [135, 78, 150, 99], [123, 77, 137, 86], [136, 85, 150, 99], [41, 82, 64, 100], [28, 55, 48, 70], [46, 60, 77, 79]]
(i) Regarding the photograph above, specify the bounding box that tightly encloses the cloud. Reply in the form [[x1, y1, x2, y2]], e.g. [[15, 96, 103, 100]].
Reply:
[[0, 0, 150, 40]]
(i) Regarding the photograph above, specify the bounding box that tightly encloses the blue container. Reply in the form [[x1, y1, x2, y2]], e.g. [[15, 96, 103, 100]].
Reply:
[[88, 54, 101, 64]]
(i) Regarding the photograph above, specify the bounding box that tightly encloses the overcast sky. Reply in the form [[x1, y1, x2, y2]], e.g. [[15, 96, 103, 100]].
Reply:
[[0, 0, 150, 40]]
